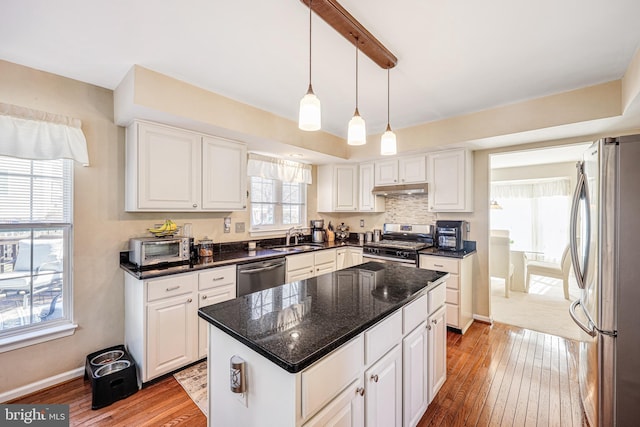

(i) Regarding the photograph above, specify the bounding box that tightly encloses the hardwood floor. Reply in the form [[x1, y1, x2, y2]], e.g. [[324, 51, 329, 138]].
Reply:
[[11, 321, 586, 426]]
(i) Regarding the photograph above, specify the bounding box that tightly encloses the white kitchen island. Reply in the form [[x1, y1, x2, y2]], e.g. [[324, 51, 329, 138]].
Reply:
[[199, 262, 449, 427]]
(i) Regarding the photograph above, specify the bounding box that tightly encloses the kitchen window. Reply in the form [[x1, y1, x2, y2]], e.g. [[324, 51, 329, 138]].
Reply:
[[0, 156, 75, 351], [250, 176, 307, 232]]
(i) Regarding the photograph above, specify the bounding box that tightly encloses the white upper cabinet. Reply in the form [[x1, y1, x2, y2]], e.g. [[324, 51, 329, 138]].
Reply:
[[125, 121, 247, 212], [201, 136, 247, 210], [317, 164, 358, 212], [358, 162, 385, 212], [374, 155, 426, 186], [126, 121, 201, 211], [427, 148, 473, 212]]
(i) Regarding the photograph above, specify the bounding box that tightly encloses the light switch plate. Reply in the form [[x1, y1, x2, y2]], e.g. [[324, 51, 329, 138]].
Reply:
[[360, 219, 365, 227], [235, 222, 245, 233], [224, 217, 231, 233]]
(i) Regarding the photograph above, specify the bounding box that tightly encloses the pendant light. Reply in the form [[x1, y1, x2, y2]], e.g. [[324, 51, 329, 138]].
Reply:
[[380, 67, 397, 155], [298, 0, 321, 131], [347, 36, 366, 146]]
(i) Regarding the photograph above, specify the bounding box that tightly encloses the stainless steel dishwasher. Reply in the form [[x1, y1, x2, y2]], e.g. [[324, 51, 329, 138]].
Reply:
[[236, 258, 286, 296]]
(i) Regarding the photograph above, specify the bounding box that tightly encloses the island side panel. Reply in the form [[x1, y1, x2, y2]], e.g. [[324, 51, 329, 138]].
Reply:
[[208, 325, 298, 427]]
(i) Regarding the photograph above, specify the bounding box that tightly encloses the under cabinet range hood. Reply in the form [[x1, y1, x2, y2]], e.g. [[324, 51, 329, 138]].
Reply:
[[371, 183, 428, 195]]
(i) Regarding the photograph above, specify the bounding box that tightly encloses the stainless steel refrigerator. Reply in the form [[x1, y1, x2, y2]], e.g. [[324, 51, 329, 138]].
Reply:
[[569, 135, 640, 426]]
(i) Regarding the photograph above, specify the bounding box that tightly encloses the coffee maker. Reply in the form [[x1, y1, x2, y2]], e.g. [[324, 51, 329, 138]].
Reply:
[[310, 219, 326, 243]]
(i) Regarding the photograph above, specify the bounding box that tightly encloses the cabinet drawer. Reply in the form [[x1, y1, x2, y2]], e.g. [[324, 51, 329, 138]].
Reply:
[[427, 283, 446, 314], [147, 274, 197, 302], [420, 255, 459, 274], [446, 288, 459, 305], [314, 249, 336, 265], [198, 265, 236, 291], [444, 273, 460, 290], [301, 335, 364, 420], [286, 253, 315, 272], [403, 294, 427, 335], [365, 310, 402, 364], [446, 303, 459, 328]]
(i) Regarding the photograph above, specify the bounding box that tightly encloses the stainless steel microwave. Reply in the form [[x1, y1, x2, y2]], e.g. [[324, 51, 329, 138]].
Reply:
[[129, 236, 190, 267]]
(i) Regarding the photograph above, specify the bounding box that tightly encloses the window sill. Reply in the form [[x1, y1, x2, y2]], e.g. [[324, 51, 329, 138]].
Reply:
[[0, 322, 78, 353]]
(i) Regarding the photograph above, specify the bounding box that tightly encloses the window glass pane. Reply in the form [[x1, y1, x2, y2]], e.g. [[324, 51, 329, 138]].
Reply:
[[249, 176, 306, 230], [0, 228, 65, 331], [0, 155, 71, 338], [251, 204, 274, 226]]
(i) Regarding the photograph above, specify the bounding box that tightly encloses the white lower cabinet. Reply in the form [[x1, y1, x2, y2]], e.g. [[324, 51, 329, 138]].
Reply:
[[402, 321, 429, 427], [303, 378, 365, 427], [337, 247, 364, 270], [427, 305, 447, 402], [197, 265, 236, 359], [147, 287, 197, 379], [286, 250, 336, 282], [125, 265, 236, 384], [365, 345, 403, 427]]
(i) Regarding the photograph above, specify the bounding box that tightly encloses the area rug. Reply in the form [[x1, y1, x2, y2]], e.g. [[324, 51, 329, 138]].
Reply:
[[491, 275, 586, 342], [174, 361, 208, 416]]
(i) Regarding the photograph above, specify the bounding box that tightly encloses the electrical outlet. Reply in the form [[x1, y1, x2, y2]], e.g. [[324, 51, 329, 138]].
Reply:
[[224, 217, 231, 233], [360, 219, 365, 227], [235, 222, 245, 233]]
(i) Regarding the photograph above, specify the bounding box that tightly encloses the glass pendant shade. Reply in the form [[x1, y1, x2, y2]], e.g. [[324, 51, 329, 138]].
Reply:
[[380, 124, 397, 155], [299, 86, 321, 131], [347, 110, 367, 145]]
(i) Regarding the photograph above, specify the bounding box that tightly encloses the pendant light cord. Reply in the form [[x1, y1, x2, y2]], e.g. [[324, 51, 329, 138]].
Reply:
[[308, 0, 312, 86], [355, 36, 359, 111], [387, 68, 390, 125]]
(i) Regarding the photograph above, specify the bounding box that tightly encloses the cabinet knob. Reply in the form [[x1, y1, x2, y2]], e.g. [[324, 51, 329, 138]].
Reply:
[[433, 318, 438, 324], [202, 295, 207, 300], [426, 324, 432, 330], [356, 387, 365, 397], [370, 374, 379, 383], [187, 298, 193, 303], [193, 203, 198, 208]]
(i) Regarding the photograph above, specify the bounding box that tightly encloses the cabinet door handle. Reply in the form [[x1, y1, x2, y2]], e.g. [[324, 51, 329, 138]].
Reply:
[[434, 264, 444, 268], [166, 286, 180, 292], [187, 298, 193, 303], [370, 374, 379, 383], [356, 387, 365, 397], [202, 295, 208, 300], [212, 277, 224, 281]]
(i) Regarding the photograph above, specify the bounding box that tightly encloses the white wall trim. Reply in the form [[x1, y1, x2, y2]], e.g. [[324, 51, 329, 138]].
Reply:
[[0, 366, 85, 403], [473, 314, 493, 325]]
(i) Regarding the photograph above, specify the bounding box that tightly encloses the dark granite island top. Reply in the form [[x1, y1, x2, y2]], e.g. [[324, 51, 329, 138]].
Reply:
[[198, 261, 449, 373]]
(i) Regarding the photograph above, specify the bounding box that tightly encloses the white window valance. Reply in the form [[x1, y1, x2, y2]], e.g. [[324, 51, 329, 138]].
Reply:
[[0, 102, 89, 166], [491, 177, 571, 199], [247, 153, 312, 184]]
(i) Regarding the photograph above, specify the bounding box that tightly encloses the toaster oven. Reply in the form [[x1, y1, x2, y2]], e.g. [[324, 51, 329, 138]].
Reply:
[[129, 236, 190, 267]]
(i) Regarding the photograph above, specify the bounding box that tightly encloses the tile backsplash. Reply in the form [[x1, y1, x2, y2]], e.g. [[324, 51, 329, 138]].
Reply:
[[384, 194, 437, 224]]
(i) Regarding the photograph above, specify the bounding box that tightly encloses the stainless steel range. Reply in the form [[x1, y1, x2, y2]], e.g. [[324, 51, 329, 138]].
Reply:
[[362, 224, 434, 266]]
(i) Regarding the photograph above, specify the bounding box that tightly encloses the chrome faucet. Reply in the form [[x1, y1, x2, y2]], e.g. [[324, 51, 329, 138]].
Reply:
[[286, 227, 304, 246]]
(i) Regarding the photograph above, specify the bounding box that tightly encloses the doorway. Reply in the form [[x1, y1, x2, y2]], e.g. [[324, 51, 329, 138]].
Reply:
[[488, 144, 590, 341]]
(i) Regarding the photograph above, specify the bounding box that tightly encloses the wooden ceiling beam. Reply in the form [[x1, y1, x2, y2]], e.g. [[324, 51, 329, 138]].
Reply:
[[300, 0, 398, 69]]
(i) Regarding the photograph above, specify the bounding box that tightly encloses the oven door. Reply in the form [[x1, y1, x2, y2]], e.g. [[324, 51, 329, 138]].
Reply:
[[362, 254, 416, 267]]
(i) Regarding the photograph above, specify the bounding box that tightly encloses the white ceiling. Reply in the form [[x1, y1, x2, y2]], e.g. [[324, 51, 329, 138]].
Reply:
[[1, 0, 640, 147]]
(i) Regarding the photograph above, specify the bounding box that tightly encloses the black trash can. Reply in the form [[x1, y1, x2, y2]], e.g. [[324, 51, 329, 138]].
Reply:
[[84, 344, 139, 410]]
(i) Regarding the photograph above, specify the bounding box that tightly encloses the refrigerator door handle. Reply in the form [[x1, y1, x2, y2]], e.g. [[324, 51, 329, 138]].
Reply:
[[569, 299, 597, 337], [569, 162, 590, 289]]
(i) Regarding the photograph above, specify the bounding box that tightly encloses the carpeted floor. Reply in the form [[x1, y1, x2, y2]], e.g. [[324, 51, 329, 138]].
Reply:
[[490, 275, 587, 342], [174, 360, 208, 416]]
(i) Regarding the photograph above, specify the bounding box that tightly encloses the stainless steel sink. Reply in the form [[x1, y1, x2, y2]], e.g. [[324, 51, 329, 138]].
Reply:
[[270, 247, 301, 252], [269, 244, 324, 252]]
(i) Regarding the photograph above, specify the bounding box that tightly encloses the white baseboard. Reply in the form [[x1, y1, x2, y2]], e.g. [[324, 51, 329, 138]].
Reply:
[[473, 314, 493, 324], [0, 367, 85, 403]]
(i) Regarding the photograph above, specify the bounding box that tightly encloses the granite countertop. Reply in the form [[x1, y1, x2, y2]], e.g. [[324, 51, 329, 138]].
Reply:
[[419, 247, 476, 259], [120, 240, 363, 280], [198, 262, 449, 373]]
